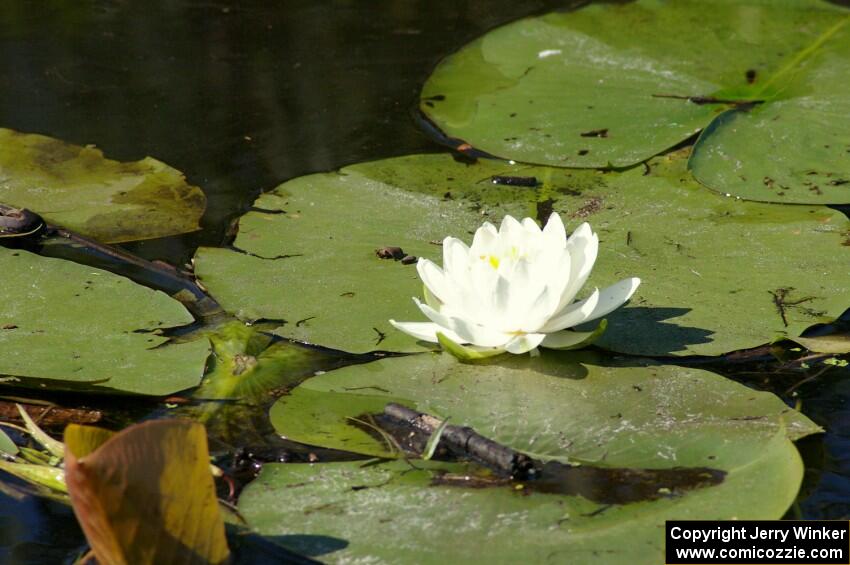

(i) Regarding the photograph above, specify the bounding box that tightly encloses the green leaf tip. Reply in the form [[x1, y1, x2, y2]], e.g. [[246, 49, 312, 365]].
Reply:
[[436, 332, 505, 362]]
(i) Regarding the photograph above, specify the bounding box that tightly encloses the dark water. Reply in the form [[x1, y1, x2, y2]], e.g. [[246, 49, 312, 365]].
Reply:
[[0, 0, 572, 264], [0, 1, 847, 562]]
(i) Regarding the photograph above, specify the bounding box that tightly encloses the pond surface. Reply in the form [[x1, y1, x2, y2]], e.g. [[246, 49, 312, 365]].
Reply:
[[0, 0, 848, 562]]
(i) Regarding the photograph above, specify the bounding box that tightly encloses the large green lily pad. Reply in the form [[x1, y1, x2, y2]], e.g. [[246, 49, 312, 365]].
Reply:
[[270, 351, 819, 462], [193, 152, 850, 356], [240, 442, 794, 565], [245, 352, 818, 564], [0, 247, 210, 395], [420, 0, 850, 203], [0, 128, 206, 242]]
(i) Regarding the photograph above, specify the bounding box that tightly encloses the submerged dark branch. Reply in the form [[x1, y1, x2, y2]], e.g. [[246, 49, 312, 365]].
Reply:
[[0, 204, 223, 320]]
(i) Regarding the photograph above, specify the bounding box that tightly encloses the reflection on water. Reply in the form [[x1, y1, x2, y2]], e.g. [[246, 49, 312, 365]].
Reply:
[[0, 0, 567, 263], [0, 487, 83, 564]]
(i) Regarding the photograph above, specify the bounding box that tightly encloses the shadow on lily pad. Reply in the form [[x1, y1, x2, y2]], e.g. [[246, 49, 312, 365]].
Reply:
[[269, 534, 350, 558], [590, 307, 714, 357]]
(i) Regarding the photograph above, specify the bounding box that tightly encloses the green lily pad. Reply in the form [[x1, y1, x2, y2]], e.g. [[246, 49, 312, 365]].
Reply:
[[247, 353, 817, 563], [420, 0, 850, 203], [0, 247, 210, 395], [193, 152, 850, 356], [240, 436, 797, 565], [193, 155, 537, 354], [270, 351, 819, 463], [0, 128, 206, 242]]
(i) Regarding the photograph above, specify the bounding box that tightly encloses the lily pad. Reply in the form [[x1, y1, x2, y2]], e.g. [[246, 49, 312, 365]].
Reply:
[[0, 247, 210, 395], [419, 0, 850, 203], [193, 152, 850, 356], [240, 439, 796, 565], [0, 128, 206, 242], [247, 353, 818, 563], [270, 351, 819, 463]]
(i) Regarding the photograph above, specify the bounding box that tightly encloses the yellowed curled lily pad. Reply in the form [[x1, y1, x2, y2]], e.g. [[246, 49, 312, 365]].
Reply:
[[0, 128, 206, 242]]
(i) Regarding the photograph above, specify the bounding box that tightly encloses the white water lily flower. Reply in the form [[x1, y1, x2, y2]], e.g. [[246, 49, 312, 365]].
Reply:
[[389, 213, 640, 357]]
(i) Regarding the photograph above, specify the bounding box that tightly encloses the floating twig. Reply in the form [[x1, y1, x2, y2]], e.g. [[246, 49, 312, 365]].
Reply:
[[383, 403, 539, 479]]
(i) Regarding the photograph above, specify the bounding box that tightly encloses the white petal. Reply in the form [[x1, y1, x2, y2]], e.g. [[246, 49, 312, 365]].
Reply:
[[423, 285, 442, 309], [521, 217, 540, 233], [470, 222, 498, 256], [567, 222, 593, 247], [581, 277, 641, 323], [536, 246, 572, 311], [540, 288, 601, 333], [542, 213, 567, 248], [415, 299, 508, 347], [467, 259, 500, 324], [540, 322, 605, 350], [414, 298, 454, 328], [442, 237, 471, 285], [498, 215, 527, 253], [449, 317, 512, 348], [388, 320, 450, 343], [499, 215, 522, 237], [491, 274, 511, 318], [417, 259, 453, 306], [528, 244, 563, 287], [501, 260, 543, 327], [504, 333, 546, 354], [555, 226, 598, 310], [520, 286, 555, 332]]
